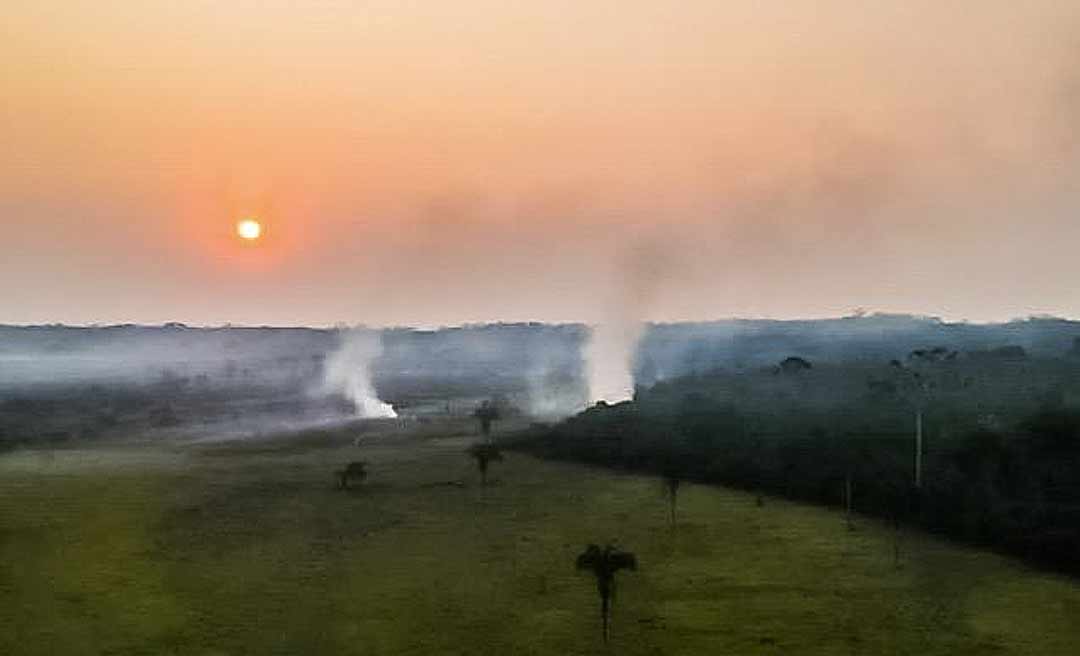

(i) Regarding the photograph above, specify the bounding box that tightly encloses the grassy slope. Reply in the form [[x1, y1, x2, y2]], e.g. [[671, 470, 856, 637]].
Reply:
[[2, 432, 1078, 655]]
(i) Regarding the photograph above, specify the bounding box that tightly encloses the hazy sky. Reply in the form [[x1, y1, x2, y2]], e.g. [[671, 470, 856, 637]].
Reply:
[[3, 1, 1079, 326]]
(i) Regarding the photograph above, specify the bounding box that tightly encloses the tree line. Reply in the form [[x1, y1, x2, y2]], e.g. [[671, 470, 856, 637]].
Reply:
[[509, 353, 1080, 576]]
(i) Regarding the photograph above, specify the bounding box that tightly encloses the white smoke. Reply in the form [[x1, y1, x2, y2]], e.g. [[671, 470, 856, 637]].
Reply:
[[585, 321, 643, 404], [583, 241, 670, 404], [323, 328, 397, 418], [527, 359, 588, 418]]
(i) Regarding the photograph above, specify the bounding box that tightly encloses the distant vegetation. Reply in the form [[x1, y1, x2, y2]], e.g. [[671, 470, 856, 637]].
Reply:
[[473, 399, 502, 437], [576, 544, 638, 643], [4, 318, 1080, 577], [467, 442, 504, 486], [335, 461, 368, 490], [6, 315, 1080, 441], [511, 347, 1080, 576]]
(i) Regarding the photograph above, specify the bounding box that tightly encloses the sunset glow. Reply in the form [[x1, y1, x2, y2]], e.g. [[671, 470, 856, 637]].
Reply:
[[3, 1, 1080, 326], [4, 4, 1080, 651]]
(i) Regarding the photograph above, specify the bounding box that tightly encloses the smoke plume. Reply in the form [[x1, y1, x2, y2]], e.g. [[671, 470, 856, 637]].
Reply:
[[585, 321, 643, 404], [323, 328, 397, 418], [527, 346, 589, 418], [585, 242, 672, 403]]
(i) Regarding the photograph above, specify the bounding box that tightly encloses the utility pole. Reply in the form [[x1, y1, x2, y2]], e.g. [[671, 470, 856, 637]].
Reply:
[[893, 355, 932, 490], [914, 408, 923, 489], [845, 469, 854, 530]]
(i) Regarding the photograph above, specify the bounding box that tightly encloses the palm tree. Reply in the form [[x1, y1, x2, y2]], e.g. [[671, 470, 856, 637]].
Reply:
[[750, 434, 766, 507], [836, 435, 861, 531], [466, 443, 503, 486], [893, 349, 955, 489], [662, 472, 681, 529], [575, 544, 638, 642], [884, 476, 918, 568], [844, 469, 855, 531], [474, 400, 501, 439], [336, 461, 368, 490]]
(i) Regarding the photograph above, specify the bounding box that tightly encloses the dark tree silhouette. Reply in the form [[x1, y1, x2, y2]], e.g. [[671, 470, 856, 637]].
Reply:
[[844, 469, 855, 531], [750, 435, 766, 507], [576, 544, 637, 642], [474, 400, 501, 438], [776, 356, 812, 374], [836, 435, 863, 531], [662, 471, 681, 529], [336, 461, 368, 490], [883, 477, 919, 568], [149, 403, 180, 428], [466, 442, 503, 485]]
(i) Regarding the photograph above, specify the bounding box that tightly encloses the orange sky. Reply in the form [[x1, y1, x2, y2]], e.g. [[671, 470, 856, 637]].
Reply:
[[2, 1, 1079, 326]]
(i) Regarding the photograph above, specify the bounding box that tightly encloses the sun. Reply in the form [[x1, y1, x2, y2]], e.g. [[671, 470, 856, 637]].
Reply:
[[236, 219, 262, 241]]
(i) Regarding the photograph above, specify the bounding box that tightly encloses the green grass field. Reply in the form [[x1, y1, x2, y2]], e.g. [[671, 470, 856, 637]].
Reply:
[[2, 427, 1079, 655]]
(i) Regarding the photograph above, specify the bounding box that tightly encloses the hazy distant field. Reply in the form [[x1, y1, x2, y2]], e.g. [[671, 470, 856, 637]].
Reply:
[[2, 426, 1078, 655]]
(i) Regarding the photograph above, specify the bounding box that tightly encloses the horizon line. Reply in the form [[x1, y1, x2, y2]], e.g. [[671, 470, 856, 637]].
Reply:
[[3, 312, 1080, 332]]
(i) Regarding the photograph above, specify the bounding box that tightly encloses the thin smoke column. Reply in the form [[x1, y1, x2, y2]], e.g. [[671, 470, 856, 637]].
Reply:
[[324, 328, 397, 418], [584, 242, 667, 404], [585, 321, 643, 404]]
